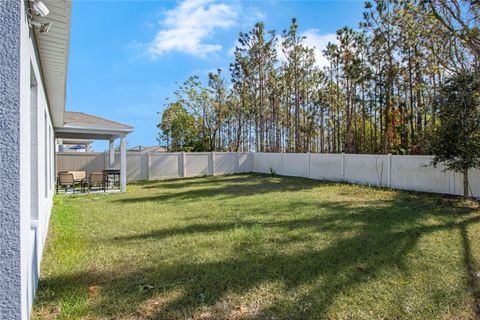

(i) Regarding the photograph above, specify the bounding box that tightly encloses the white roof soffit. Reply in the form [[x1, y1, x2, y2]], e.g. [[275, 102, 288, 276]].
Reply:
[[34, 0, 71, 127]]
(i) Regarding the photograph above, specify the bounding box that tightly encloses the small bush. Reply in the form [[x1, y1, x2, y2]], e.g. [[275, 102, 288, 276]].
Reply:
[[269, 167, 277, 177]]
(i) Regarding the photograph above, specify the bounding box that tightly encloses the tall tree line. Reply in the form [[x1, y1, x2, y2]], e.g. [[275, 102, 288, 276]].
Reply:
[[158, 0, 479, 154]]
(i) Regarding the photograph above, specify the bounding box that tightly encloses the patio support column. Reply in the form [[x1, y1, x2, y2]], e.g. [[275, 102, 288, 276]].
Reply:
[[109, 139, 115, 169], [120, 136, 127, 192]]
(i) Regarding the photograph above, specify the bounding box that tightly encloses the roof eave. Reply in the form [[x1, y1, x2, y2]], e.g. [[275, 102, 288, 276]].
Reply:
[[55, 125, 134, 139], [35, 0, 72, 127], [61, 124, 134, 132]]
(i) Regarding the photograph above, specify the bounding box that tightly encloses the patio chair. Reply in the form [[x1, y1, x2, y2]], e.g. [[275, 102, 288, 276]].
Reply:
[[87, 172, 106, 192], [57, 172, 76, 194]]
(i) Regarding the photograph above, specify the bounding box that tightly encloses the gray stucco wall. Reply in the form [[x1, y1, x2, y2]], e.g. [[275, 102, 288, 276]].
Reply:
[[0, 0, 22, 319]]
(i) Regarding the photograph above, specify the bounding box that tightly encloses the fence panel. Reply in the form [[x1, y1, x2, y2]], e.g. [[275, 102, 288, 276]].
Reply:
[[126, 153, 148, 181], [283, 153, 309, 177], [56, 152, 105, 174], [215, 152, 237, 175], [254, 153, 282, 174], [185, 153, 209, 177], [149, 153, 181, 180], [345, 154, 389, 187], [390, 155, 451, 194], [309, 154, 343, 181], [108, 152, 147, 181], [252, 153, 261, 172], [238, 152, 253, 173]]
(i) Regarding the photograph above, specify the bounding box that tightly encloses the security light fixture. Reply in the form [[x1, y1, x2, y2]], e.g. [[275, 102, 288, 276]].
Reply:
[[31, 1, 49, 17], [29, 20, 52, 33], [27, 0, 52, 34]]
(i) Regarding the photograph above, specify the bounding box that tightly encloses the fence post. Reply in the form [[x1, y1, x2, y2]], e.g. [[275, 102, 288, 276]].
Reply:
[[342, 152, 346, 181], [387, 153, 392, 188], [210, 152, 216, 176], [281, 152, 284, 176], [146, 152, 151, 181], [181, 152, 186, 177]]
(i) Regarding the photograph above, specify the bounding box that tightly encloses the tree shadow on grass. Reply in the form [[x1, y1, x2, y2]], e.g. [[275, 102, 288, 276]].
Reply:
[[129, 174, 276, 191], [35, 191, 480, 319], [114, 174, 337, 204], [460, 222, 480, 316], [137, 174, 261, 190]]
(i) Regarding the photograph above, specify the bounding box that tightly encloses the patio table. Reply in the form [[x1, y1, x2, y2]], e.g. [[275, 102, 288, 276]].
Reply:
[[103, 169, 120, 190], [69, 171, 87, 192]]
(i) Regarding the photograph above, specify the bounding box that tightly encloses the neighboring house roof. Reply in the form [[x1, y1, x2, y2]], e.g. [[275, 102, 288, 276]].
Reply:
[[128, 145, 166, 153], [34, 0, 72, 127], [55, 112, 134, 140]]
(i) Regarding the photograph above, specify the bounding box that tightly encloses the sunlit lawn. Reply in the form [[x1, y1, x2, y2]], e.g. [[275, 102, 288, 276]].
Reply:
[[32, 174, 480, 319]]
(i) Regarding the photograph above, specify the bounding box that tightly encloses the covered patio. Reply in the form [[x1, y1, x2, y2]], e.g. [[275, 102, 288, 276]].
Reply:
[[55, 111, 134, 192]]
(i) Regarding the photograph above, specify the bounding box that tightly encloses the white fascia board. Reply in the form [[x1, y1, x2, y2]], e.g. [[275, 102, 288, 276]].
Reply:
[[56, 124, 134, 134]]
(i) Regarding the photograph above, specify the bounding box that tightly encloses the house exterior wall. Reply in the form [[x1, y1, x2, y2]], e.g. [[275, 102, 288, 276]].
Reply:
[[0, 1, 56, 319], [0, 1, 22, 319]]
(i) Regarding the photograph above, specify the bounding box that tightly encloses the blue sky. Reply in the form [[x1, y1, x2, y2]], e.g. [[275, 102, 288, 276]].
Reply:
[[66, 0, 365, 151]]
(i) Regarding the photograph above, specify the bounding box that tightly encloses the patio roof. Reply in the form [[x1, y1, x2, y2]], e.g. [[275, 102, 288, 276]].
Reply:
[[55, 112, 133, 192], [55, 111, 134, 140]]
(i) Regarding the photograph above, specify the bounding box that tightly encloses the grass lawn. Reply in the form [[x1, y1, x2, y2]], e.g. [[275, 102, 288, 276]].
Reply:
[[32, 174, 480, 319]]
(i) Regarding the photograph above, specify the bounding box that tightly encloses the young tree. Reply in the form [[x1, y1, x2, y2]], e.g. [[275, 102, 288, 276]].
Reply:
[[157, 102, 201, 152], [431, 71, 480, 197], [174, 76, 211, 150], [206, 69, 228, 151]]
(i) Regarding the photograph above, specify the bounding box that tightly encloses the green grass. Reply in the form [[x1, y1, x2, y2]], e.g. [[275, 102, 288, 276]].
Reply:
[[32, 174, 480, 319]]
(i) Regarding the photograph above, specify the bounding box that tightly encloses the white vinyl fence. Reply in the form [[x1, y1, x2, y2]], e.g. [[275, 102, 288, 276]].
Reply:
[[56, 152, 480, 197], [56, 152, 253, 182]]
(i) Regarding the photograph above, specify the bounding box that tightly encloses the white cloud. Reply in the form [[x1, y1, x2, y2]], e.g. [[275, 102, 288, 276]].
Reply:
[[148, 0, 238, 58], [276, 29, 337, 69], [302, 29, 337, 68]]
